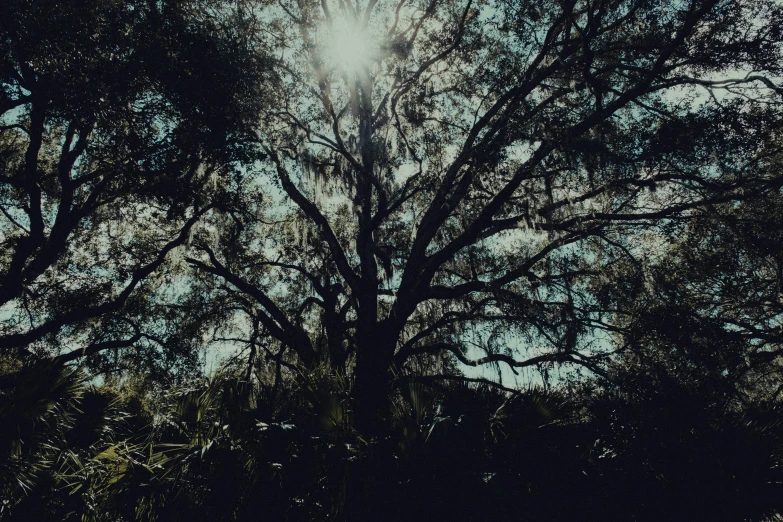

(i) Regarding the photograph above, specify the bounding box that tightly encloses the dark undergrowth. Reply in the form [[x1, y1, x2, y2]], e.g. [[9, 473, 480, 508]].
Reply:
[[2, 361, 782, 522]]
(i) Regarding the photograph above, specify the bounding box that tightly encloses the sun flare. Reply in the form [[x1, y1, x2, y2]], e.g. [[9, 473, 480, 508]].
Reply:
[[324, 18, 376, 74]]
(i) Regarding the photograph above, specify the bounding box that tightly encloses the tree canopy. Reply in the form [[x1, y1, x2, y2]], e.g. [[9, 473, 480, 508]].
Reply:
[[0, 0, 268, 377]]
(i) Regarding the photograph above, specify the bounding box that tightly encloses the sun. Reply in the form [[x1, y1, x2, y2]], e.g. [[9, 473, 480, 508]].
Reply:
[[324, 17, 377, 75]]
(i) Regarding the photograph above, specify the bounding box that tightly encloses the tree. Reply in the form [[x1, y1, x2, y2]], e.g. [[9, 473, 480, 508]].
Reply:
[[0, 0, 267, 375], [608, 183, 783, 402], [178, 0, 783, 432]]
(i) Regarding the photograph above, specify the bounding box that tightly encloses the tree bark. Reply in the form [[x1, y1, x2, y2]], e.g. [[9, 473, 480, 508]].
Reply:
[[352, 331, 395, 437]]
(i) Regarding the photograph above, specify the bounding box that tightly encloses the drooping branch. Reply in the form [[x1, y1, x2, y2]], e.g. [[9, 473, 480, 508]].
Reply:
[[53, 334, 145, 366], [405, 341, 610, 379], [426, 231, 588, 302]]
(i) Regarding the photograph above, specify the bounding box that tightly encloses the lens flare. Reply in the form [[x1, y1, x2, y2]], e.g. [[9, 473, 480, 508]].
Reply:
[[325, 18, 376, 74]]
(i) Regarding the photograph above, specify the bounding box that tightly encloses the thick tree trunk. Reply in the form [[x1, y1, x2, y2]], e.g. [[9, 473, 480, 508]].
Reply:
[[352, 328, 396, 437], [350, 62, 394, 436]]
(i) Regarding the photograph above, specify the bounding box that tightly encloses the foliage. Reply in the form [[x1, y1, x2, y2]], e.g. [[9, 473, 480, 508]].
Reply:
[[2, 0, 783, 519], [0, 0, 268, 374], [4, 364, 782, 521]]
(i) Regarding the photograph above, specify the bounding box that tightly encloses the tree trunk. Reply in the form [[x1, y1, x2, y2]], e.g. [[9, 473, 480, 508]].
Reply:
[[352, 329, 395, 437]]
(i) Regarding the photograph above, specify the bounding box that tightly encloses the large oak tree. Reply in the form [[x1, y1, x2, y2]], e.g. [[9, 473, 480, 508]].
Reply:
[[178, 0, 783, 431]]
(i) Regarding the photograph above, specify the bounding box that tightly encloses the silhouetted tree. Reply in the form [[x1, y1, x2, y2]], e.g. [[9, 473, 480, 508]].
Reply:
[[181, 0, 783, 432], [0, 0, 268, 373]]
